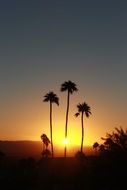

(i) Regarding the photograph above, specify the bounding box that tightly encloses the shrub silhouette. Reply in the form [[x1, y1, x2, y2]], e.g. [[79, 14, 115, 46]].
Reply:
[[96, 127, 127, 157], [0, 150, 5, 157], [93, 142, 99, 155], [75, 151, 86, 163], [41, 149, 51, 158]]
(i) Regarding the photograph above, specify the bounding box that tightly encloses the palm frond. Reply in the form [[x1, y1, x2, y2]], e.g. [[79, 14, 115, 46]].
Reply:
[[43, 91, 59, 105], [76, 102, 91, 117], [75, 112, 80, 117]]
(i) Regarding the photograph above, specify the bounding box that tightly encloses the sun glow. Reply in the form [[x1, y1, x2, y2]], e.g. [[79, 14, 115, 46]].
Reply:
[[62, 138, 70, 145]]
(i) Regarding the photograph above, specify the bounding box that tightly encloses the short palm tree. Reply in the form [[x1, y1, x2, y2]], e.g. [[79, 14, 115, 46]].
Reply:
[[41, 134, 50, 150], [41, 134, 51, 158], [43, 91, 59, 157], [75, 102, 91, 153], [61, 80, 78, 157]]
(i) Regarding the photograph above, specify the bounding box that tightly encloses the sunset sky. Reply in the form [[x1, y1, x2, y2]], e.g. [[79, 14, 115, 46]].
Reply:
[[0, 0, 127, 147]]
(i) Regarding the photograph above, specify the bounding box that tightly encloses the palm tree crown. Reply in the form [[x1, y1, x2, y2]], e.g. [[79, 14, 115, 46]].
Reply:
[[60, 80, 78, 94], [43, 91, 59, 105], [41, 134, 50, 148], [75, 102, 91, 117]]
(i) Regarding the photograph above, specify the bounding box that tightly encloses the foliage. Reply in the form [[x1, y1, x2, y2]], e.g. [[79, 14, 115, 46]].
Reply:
[[75, 102, 91, 118], [41, 134, 50, 148], [93, 142, 99, 149], [60, 80, 78, 94], [75, 151, 86, 163], [95, 127, 127, 156], [43, 91, 59, 105], [41, 149, 51, 158]]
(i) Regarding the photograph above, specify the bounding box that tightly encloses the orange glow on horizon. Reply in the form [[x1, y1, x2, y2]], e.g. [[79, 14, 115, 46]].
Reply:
[[0, 118, 102, 147], [29, 120, 97, 147], [0, 96, 124, 149]]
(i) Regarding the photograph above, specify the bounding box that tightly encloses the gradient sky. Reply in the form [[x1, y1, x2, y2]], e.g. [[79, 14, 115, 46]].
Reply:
[[0, 0, 127, 147]]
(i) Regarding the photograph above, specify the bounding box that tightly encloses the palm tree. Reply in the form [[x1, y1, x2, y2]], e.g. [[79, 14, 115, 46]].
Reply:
[[41, 149, 51, 158], [61, 80, 78, 157], [40, 134, 51, 158], [43, 92, 59, 157], [75, 102, 91, 153], [41, 134, 50, 150]]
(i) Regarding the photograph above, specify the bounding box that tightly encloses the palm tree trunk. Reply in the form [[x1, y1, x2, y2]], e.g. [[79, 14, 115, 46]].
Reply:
[[50, 101, 54, 158], [64, 90, 70, 157], [81, 112, 84, 153]]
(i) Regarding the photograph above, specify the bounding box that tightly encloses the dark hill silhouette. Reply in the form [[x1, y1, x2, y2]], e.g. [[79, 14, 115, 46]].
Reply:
[[0, 141, 42, 158]]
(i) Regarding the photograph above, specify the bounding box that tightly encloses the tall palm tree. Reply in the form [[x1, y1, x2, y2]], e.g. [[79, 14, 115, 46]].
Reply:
[[75, 102, 91, 153], [43, 91, 59, 158], [61, 80, 78, 157]]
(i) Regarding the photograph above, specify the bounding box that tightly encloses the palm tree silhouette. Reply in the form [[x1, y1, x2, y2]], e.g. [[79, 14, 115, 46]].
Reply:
[[41, 134, 51, 158], [41, 149, 51, 158], [60, 80, 78, 157], [41, 134, 50, 150], [43, 92, 59, 157], [75, 102, 91, 153]]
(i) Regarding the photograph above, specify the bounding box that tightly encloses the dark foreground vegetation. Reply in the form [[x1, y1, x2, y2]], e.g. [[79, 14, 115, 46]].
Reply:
[[0, 127, 127, 190], [0, 153, 127, 190]]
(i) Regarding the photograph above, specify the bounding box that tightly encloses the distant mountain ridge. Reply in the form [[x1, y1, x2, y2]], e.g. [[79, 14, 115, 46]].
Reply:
[[0, 141, 42, 158]]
